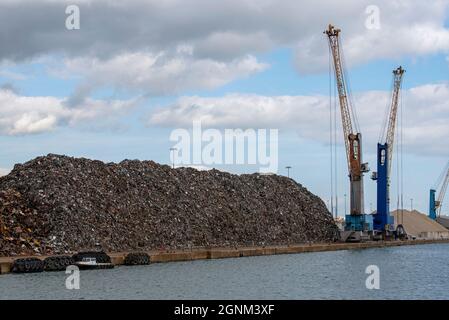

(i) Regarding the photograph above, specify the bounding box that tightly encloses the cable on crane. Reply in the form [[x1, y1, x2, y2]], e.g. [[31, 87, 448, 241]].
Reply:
[[327, 38, 340, 218], [334, 66, 338, 219], [328, 43, 334, 216], [396, 103, 400, 216], [400, 76, 404, 224]]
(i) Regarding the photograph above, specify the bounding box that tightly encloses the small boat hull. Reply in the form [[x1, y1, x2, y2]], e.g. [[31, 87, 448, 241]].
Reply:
[[75, 263, 114, 270]]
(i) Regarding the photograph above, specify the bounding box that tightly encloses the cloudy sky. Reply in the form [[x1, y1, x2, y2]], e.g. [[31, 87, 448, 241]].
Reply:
[[0, 0, 448, 215]]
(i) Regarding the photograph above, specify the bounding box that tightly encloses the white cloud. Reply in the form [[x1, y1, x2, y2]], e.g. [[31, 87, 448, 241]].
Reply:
[[150, 93, 329, 137], [193, 31, 274, 60], [61, 52, 268, 97], [1, 0, 448, 75], [149, 83, 449, 156], [297, 21, 449, 73], [0, 0, 447, 108], [0, 89, 136, 135]]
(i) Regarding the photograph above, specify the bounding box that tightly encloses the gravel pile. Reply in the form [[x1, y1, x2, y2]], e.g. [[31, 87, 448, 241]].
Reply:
[[0, 154, 339, 256]]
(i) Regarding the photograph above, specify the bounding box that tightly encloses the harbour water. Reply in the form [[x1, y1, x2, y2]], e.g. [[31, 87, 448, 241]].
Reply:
[[1, 243, 448, 299]]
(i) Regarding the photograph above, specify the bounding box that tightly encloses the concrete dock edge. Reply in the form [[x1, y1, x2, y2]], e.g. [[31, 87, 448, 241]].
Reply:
[[2, 239, 449, 275]]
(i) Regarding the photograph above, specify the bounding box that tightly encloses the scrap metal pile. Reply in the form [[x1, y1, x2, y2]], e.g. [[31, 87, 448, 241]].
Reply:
[[0, 154, 339, 256]]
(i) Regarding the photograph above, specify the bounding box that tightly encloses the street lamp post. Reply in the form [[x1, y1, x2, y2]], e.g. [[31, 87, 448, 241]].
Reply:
[[169, 147, 177, 169], [286, 166, 292, 178], [410, 198, 413, 211], [344, 194, 347, 215]]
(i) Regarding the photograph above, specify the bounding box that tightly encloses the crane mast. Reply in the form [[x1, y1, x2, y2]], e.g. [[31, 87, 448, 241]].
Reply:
[[372, 66, 405, 232], [429, 162, 449, 219], [325, 25, 371, 233]]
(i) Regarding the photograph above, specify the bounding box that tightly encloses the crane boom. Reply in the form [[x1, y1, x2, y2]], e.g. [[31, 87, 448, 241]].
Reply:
[[325, 24, 371, 232], [437, 169, 449, 216], [385, 66, 405, 175], [325, 25, 355, 172]]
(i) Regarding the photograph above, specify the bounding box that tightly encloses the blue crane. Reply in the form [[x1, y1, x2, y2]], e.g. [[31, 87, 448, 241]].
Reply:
[[429, 162, 449, 220], [371, 66, 405, 235]]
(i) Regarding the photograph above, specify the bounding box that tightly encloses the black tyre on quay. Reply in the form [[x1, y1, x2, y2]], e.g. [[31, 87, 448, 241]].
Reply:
[[12, 258, 44, 273], [124, 252, 150, 265], [43, 255, 75, 272]]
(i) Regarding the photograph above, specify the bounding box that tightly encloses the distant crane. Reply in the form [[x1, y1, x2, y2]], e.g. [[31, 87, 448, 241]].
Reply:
[[371, 66, 405, 234], [325, 25, 371, 234], [429, 162, 449, 219]]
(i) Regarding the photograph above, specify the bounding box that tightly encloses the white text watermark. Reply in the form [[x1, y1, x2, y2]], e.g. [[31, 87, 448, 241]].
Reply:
[[169, 121, 278, 173]]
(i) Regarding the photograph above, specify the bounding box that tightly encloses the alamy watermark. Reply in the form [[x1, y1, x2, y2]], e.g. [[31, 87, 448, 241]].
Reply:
[[365, 5, 381, 30], [65, 265, 80, 290], [66, 5, 80, 30], [169, 121, 278, 173], [365, 265, 380, 290]]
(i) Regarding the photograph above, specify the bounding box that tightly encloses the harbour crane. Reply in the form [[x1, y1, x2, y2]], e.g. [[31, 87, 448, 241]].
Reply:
[[371, 66, 405, 234], [325, 25, 372, 235], [429, 162, 449, 220]]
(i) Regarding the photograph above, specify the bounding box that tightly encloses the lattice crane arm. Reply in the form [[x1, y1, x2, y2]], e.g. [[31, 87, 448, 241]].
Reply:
[[384, 66, 405, 174], [436, 165, 449, 216], [325, 24, 355, 173]]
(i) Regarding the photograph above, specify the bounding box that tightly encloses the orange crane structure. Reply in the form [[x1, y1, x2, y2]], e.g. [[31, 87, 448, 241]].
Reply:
[[325, 25, 372, 237]]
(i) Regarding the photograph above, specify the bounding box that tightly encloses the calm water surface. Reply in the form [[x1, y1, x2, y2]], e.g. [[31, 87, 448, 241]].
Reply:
[[1, 243, 448, 299]]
